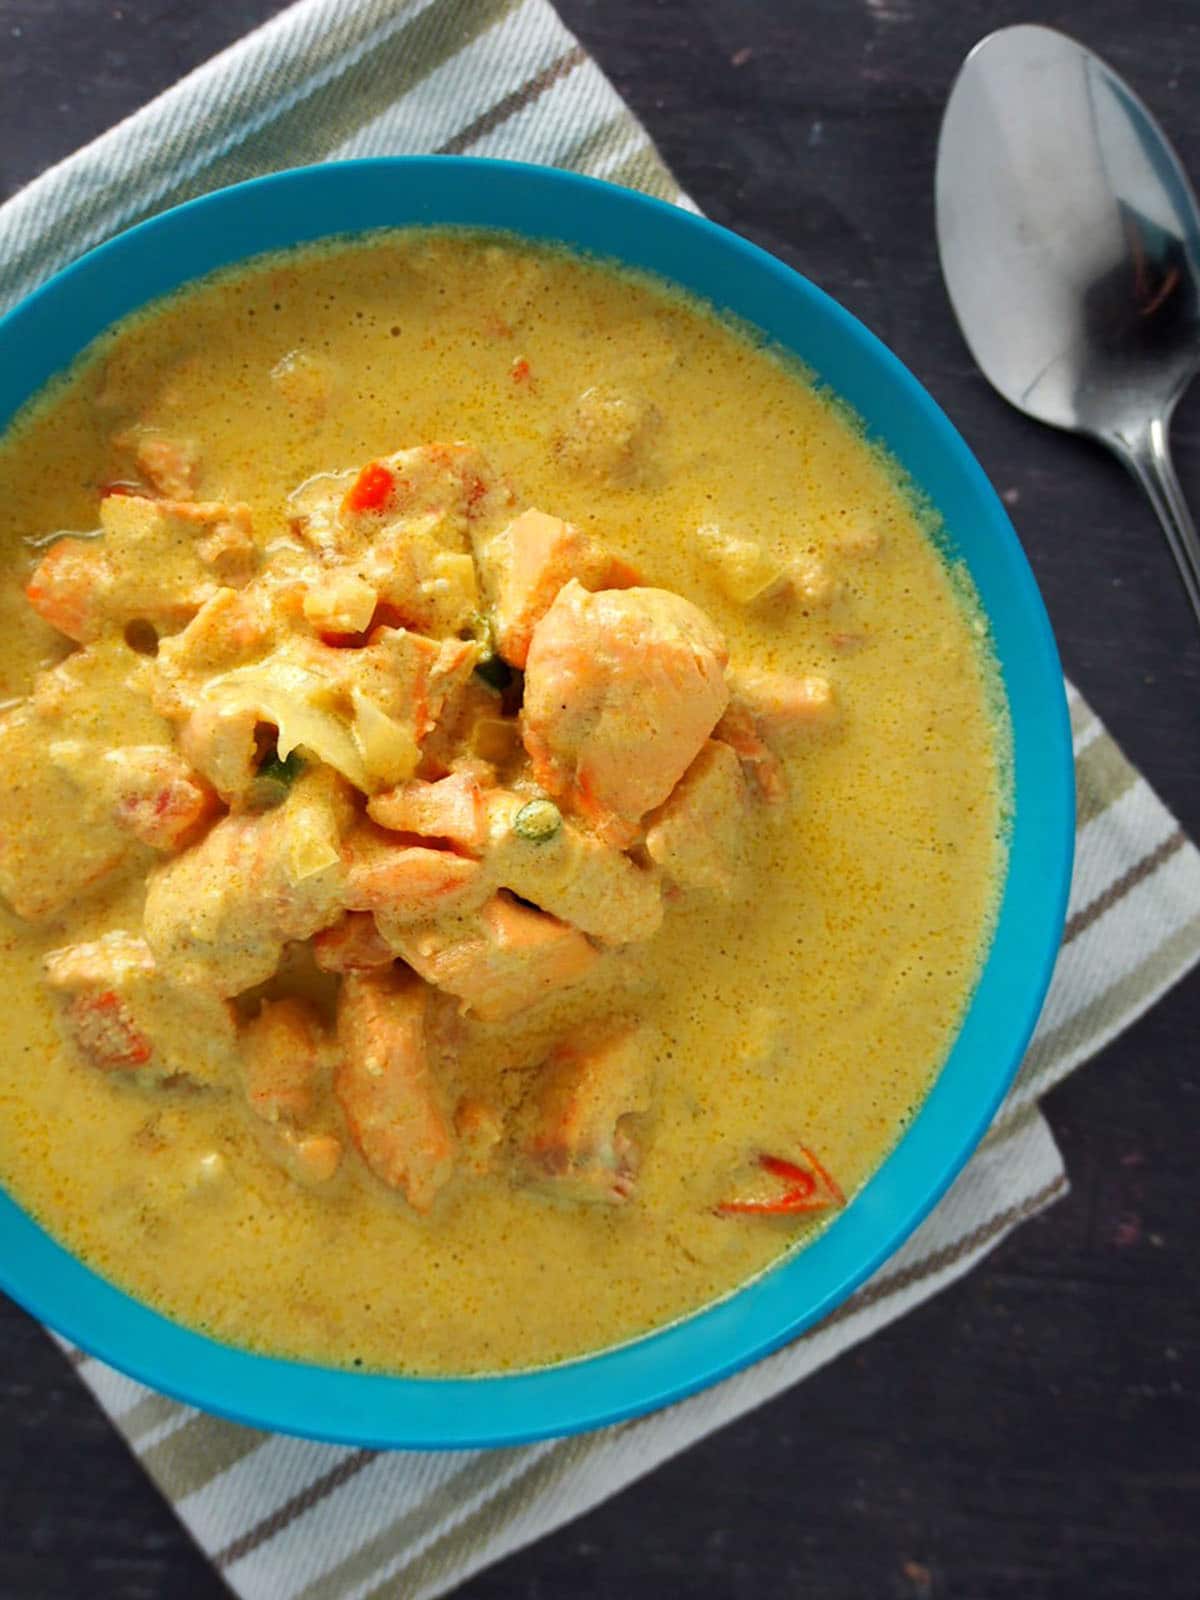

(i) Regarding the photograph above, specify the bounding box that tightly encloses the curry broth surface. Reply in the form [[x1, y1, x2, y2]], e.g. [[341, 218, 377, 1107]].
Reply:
[[0, 231, 1004, 1374]]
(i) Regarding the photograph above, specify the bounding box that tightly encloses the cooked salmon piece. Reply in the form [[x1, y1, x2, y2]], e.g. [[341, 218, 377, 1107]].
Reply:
[[105, 746, 218, 852], [522, 581, 730, 846], [713, 700, 787, 805], [555, 385, 662, 487], [367, 770, 489, 853], [481, 788, 662, 945], [342, 826, 485, 926], [26, 496, 254, 645], [23, 538, 106, 645], [143, 769, 349, 994], [388, 892, 598, 1022], [190, 507, 258, 589], [241, 997, 328, 1125], [116, 428, 199, 498], [0, 645, 182, 922], [44, 930, 238, 1085], [311, 912, 395, 974], [518, 1023, 653, 1204], [644, 740, 750, 896], [734, 669, 838, 736], [241, 997, 344, 1187], [476, 507, 638, 668], [713, 672, 836, 805], [334, 969, 455, 1211]]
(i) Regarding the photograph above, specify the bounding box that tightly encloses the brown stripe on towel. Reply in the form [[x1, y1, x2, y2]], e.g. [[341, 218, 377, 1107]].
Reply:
[[1063, 827, 1186, 944], [437, 43, 588, 154], [215, 1449, 377, 1570]]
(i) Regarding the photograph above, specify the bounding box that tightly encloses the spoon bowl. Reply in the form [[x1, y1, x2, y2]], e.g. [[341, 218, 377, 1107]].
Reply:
[[937, 24, 1200, 622]]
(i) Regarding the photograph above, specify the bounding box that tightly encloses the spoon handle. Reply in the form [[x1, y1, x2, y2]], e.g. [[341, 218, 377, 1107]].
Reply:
[[1110, 414, 1200, 629]]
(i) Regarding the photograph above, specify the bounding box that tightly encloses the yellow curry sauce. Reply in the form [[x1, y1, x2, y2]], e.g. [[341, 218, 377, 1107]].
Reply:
[[0, 232, 1004, 1375]]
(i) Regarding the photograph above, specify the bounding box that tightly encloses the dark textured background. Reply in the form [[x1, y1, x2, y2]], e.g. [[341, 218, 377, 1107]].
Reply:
[[1, 2, 1198, 1596]]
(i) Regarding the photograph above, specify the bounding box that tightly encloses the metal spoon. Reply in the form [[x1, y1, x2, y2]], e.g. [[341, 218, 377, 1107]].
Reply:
[[935, 23, 1200, 626]]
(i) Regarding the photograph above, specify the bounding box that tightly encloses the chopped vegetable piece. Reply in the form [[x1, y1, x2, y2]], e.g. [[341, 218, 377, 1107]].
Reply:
[[343, 460, 395, 515], [259, 749, 306, 787], [248, 749, 305, 810], [512, 797, 562, 844], [717, 1148, 845, 1216]]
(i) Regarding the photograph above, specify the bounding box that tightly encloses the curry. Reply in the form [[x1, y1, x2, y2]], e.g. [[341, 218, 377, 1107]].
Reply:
[[0, 231, 1005, 1375]]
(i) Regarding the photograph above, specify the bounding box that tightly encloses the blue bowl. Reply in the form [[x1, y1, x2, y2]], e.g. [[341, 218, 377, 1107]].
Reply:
[[0, 157, 1073, 1447]]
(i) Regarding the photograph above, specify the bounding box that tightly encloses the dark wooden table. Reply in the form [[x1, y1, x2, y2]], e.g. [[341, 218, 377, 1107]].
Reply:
[[2, 2, 1198, 1596]]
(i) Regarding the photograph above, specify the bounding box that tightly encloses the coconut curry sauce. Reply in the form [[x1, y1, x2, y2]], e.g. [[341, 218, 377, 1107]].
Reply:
[[0, 232, 1005, 1375]]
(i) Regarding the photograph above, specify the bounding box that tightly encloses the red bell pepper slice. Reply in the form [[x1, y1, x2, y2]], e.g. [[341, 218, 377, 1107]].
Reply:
[[717, 1146, 845, 1217]]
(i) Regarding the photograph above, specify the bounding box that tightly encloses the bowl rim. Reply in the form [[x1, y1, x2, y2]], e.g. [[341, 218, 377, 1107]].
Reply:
[[0, 154, 1074, 1448]]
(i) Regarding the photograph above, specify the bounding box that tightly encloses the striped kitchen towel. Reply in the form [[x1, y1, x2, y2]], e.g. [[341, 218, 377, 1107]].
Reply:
[[3, 2, 1199, 1597]]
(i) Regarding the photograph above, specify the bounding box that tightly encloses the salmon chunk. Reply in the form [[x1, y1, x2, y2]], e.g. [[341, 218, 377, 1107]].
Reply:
[[713, 701, 786, 804], [734, 669, 838, 736], [481, 788, 662, 945], [105, 746, 218, 852], [0, 643, 178, 921], [241, 998, 343, 1186], [388, 892, 597, 1022], [522, 581, 730, 846], [23, 538, 106, 645], [149, 586, 278, 722], [334, 970, 455, 1211], [518, 1023, 653, 1204], [477, 508, 638, 668], [116, 428, 199, 498], [241, 997, 328, 1125], [26, 495, 254, 644], [143, 769, 349, 994], [555, 386, 662, 487], [644, 740, 750, 896], [367, 770, 489, 853], [713, 673, 835, 805], [0, 707, 129, 922], [343, 826, 485, 926], [312, 912, 396, 974], [44, 930, 238, 1085]]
